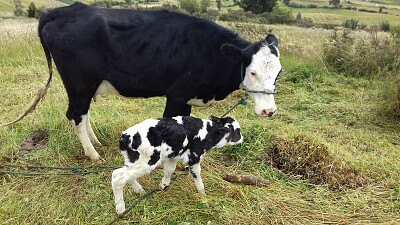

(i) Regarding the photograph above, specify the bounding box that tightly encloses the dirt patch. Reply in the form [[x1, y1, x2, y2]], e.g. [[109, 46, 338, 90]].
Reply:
[[265, 135, 369, 190], [19, 129, 49, 155]]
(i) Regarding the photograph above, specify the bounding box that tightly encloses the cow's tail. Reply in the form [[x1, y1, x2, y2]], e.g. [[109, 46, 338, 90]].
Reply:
[[3, 13, 53, 126]]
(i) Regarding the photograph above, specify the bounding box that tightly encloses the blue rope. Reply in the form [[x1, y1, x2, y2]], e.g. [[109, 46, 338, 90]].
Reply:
[[0, 163, 120, 176]]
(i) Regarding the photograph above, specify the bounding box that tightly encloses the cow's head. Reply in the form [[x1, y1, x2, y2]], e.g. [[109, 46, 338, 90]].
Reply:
[[221, 34, 282, 117]]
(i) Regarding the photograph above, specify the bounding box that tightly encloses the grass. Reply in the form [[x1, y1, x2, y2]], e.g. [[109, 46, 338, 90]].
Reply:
[[1, 17, 400, 225]]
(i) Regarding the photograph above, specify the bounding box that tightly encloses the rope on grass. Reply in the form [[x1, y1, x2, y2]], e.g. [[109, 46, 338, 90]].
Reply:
[[1, 163, 188, 224], [107, 173, 187, 225], [0, 163, 119, 176]]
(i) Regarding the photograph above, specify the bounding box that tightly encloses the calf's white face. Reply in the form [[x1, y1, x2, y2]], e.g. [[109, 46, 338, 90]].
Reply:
[[243, 45, 281, 117]]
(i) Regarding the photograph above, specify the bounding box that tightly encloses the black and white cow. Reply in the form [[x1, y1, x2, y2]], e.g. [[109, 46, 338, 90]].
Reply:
[[29, 3, 281, 163], [112, 116, 243, 214]]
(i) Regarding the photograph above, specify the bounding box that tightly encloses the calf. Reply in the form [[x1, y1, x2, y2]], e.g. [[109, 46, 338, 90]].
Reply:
[[111, 116, 243, 214]]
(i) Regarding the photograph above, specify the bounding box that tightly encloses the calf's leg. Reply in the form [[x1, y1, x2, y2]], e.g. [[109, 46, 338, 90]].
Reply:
[[128, 179, 145, 194], [111, 168, 129, 214], [189, 163, 205, 195], [159, 158, 178, 190]]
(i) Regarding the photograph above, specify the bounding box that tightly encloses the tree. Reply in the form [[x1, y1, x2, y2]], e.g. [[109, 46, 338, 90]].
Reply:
[[238, 0, 277, 14], [27, 2, 37, 18]]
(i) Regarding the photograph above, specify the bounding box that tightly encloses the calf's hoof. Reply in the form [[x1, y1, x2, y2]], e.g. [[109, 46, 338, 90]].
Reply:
[[134, 187, 146, 195], [116, 204, 126, 215], [159, 183, 169, 191]]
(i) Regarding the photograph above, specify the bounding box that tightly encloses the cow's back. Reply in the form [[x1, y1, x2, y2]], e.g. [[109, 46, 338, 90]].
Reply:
[[38, 2, 249, 100]]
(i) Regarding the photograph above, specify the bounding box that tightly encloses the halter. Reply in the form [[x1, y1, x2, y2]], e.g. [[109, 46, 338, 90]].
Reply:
[[239, 63, 278, 95]]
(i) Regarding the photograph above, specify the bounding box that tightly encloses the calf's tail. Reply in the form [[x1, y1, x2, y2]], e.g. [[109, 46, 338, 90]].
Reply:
[[3, 13, 53, 126]]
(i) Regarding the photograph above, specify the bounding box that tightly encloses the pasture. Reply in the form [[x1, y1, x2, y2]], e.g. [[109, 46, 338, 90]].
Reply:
[[1, 10, 400, 225]]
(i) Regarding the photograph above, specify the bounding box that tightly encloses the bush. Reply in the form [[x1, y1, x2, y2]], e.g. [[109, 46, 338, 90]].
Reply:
[[288, 2, 306, 8], [219, 10, 257, 23], [342, 18, 358, 30], [178, 0, 200, 14], [238, 0, 278, 14], [13, 0, 24, 16], [27, 2, 36, 18], [321, 23, 336, 30], [380, 21, 390, 32], [323, 29, 400, 78], [197, 9, 219, 21], [259, 6, 294, 24]]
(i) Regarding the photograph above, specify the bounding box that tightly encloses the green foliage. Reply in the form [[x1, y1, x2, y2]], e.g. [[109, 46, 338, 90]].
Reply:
[[342, 18, 358, 30], [200, 0, 210, 13], [220, 6, 293, 25], [329, 0, 340, 8], [219, 10, 258, 22], [323, 29, 400, 78], [380, 20, 390, 32], [260, 6, 294, 24], [238, 0, 278, 14], [197, 9, 220, 21], [178, 0, 200, 14], [27, 2, 37, 18], [91, 0, 113, 8], [13, 0, 24, 16]]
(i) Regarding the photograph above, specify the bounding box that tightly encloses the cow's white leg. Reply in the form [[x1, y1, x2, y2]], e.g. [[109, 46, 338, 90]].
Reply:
[[159, 158, 178, 190], [189, 163, 205, 195], [128, 179, 145, 194], [112, 167, 130, 214], [85, 111, 102, 147], [71, 114, 103, 163]]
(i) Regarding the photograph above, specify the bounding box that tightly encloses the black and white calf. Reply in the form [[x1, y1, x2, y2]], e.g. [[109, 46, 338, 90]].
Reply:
[[111, 116, 243, 214]]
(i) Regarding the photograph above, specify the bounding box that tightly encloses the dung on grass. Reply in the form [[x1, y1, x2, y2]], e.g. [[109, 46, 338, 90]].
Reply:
[[265, 135, 370, 190]]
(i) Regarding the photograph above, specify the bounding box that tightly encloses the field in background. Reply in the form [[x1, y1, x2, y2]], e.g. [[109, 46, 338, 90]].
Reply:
[[1, 0, 400, 26], [1, 15, 399, 224]]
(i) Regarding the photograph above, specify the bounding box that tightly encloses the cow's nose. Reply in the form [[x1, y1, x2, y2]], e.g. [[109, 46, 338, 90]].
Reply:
[[261, 109, 275, 117]]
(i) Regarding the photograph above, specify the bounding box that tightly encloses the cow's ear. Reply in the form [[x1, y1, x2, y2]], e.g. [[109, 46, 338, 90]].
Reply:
[[221, 44, 243, 62], [265, 34, 278, 47]]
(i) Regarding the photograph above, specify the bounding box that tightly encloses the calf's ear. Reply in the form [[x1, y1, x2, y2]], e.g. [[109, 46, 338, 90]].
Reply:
[[120, 134, 130, 151], [265, 34, 278, 47], [221, 44, 243, 62]]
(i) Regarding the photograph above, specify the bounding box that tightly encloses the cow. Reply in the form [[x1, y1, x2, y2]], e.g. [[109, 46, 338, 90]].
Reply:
[[112, 115, 243, 214], [6, 2, 282, 163]]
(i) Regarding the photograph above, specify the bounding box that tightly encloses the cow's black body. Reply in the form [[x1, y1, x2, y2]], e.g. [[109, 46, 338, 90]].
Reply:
[[39, 3, 251, 122]]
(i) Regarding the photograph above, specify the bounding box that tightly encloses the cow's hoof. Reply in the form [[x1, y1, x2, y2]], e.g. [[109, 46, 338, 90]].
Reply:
[[93, 141, 103, 147], [94, 157, 106, 164]]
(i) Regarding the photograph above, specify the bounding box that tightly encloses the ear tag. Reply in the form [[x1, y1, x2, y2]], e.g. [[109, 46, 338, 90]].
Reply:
[[239, 98, 248, 105]]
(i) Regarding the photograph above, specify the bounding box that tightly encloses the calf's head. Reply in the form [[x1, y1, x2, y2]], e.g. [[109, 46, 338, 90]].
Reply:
[[211, 116, 243, 148], [221, 34, 282, 117]]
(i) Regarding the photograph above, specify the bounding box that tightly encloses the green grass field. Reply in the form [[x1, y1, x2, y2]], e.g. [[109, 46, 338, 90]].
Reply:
[[1, 16, 399, 224]]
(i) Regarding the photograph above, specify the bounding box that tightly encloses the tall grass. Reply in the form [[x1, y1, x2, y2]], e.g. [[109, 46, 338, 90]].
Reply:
[[1, 19, 400, 224]]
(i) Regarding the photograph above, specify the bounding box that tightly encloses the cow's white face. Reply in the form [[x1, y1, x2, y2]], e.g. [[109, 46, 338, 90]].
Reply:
[[221, 34, 281, 118], [242, 45, 281, 117]]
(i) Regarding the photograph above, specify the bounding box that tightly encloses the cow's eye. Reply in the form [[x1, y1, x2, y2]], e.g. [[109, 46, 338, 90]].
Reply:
[[250, 71, 256, 76]]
